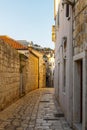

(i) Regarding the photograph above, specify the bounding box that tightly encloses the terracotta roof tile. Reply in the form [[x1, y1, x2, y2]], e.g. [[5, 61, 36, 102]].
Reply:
[[0, 36, 28, 50]]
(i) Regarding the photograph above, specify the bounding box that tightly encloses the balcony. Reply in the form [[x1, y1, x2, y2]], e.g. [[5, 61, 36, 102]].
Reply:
[[52, 25, 56, 42]]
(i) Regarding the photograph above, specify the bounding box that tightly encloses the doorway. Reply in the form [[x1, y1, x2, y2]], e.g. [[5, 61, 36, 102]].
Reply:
[[78, 59, 83, 123], [58, 63, 60, 98], [73, 59, 83, 125]]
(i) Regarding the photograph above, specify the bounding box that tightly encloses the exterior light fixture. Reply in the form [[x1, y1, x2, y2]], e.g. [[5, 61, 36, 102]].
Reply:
[[62, 0, 74, 6]]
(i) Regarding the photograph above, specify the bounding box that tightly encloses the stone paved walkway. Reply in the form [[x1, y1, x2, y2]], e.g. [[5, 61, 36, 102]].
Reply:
[[0, 88, 72, 130]]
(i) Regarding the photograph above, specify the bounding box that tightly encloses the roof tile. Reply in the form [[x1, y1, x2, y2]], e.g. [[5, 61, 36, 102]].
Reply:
[[0, 36, 27, 50]]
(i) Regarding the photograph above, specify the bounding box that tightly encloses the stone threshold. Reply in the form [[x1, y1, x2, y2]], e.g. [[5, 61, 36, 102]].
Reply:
[[73, 123, 82, 130]]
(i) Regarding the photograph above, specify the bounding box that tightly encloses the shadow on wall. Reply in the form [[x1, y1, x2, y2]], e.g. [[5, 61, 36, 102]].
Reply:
[[46, 73, 54, 88], [19, 54, 28, 97]]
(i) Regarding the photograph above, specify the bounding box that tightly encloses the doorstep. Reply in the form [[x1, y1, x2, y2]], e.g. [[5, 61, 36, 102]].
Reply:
[[73, 123, 82, 130]]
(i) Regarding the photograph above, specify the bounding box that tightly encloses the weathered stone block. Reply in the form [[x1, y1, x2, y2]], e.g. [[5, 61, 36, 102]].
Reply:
[[0, 41, 20, 110]]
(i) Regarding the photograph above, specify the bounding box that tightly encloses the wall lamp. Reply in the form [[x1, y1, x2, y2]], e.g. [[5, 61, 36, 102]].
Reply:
[[62, 0, 75, 6]]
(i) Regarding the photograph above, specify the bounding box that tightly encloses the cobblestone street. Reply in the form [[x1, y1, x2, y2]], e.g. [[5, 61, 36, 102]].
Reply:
[[0, 88, 72, 130]]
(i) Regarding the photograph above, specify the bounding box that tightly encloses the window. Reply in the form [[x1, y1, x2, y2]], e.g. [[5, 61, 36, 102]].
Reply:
[[66, 4, 69, 17], [63, 59, 66, 92], [62, 37, 67, 92], [62, 37, 67, 58]]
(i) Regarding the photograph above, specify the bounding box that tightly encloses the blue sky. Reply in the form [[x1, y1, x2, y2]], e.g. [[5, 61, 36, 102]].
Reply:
[[0, 0, 54, 49]]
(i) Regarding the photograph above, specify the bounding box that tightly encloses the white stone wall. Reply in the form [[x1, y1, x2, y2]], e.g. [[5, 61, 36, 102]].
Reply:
[[54, 0, 73, 126], [54, 0, 87, 129]]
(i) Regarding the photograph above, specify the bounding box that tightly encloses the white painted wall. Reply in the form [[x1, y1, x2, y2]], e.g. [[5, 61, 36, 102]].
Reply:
[[54, 0, 73, 126]]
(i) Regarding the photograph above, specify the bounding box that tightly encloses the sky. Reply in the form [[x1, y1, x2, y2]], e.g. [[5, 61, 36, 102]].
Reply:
[[0, 0, 54, 49]]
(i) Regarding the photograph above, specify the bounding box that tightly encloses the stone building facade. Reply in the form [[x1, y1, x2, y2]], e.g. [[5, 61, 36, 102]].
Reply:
[[26, 52, 39, 91], [0, 36, 46, 111], [19, 54, 28, 96], [53, 0, 73, 126], [73, 0, 87, 130], [0, 39, 20, 110], [28, 48, 46, 88], [53, 0, 87, 130]]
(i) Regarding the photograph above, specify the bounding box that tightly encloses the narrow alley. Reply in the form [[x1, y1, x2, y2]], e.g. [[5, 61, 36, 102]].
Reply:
[[0, 88, 72, 130], [0, 0, 87, 130]]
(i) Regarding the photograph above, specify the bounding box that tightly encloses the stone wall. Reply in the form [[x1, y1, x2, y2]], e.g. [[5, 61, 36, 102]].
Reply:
[[0, 40, 46, 111], [39, 55, 46, 88], [54, 0, 73, 126], [28, 49, 46, 88], [72, 1, 87, 129], [25, 52, 39, 92], [19, 54, 28, 96], [21, 50, 46, 92], [73, 0, 87, 55], [0, 40, 20, 110]]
